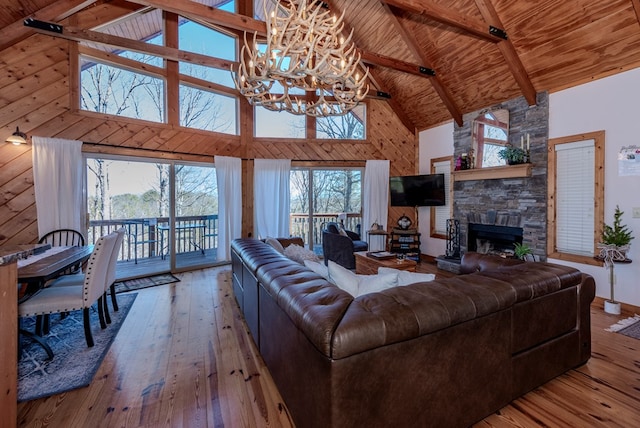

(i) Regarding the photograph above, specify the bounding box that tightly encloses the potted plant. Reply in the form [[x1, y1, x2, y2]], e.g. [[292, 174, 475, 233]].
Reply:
[[513, 242, 533, 260], [498, 144, 526, 165], [597, 205, 634, 314]]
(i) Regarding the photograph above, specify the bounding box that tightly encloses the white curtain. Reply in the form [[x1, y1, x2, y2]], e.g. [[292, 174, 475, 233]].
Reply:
[[363, 160, 390, 251], [215, 156, 242, 261], [32, 136, 84, 238], [254, 159, 291, 239]]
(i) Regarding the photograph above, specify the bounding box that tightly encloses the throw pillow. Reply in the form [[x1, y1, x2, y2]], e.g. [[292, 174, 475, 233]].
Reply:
[[337, 224, 349, 237], [304, 259, 330, 280], [265, 237, 285, 254], [378, 267, 436, 286], [356, 272, 399, 296], [327, 260, 359, 296], [283, 244, 320, 264]]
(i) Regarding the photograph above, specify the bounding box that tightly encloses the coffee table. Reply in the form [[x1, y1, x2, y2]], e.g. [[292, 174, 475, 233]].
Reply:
[[354, 251, 417, 275]]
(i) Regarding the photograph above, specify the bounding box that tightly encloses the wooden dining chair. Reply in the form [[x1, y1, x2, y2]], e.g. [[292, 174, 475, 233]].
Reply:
[[38, 228, 86, 247], [38, 228, 86, 274], [19, 232, 118, 348]]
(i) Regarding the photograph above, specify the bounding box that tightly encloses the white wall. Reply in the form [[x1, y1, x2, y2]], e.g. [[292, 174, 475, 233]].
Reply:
[[418, 67, 640, 307], [549, 67, 640, 307], [417, 121, 454, 258]]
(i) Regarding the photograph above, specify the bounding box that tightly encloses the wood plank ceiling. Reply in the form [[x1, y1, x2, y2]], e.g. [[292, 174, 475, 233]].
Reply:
[[1, 0, 640, 132]]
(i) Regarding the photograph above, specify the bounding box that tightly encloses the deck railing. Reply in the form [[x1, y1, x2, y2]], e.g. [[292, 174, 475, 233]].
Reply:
[[290, 213, 363, 253], [88, 215, 218, 262], [89, 213, 361, 262]]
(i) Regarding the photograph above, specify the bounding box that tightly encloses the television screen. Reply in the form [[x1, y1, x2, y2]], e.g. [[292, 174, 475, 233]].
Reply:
[[389, 174, 446, 206]]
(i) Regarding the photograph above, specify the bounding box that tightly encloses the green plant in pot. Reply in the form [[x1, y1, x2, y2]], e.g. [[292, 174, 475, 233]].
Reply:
[[498, 144, 526, 165], [513, 242, 532, 260], [597, 205, 634, 314]]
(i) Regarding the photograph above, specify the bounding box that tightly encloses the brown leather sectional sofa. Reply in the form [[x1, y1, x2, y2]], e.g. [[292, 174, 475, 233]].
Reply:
[[230, 238, 595, 428]]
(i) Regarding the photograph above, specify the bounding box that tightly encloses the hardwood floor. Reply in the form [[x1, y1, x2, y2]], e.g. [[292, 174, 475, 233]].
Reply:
[[17, 263, 640, 427]]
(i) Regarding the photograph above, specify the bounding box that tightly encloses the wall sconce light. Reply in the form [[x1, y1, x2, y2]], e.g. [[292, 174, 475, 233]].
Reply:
[[6, 126, 28, 145]]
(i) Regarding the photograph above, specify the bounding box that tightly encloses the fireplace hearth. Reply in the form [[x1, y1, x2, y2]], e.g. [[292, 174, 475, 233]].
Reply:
[[468, 223, 523, 257]]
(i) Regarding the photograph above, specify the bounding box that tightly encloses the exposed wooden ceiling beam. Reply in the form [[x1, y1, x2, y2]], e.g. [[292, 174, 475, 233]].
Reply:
[[381, 2, 463, 126], [24, 19, 237, 70], [324, 0, 416, 132], [367, 66, 416, 132], [631, 0, 640, 25], [474, 0, 537, 105], [0, 0, 96, 52], [125, 0, 265, 34], [381, 0, 504, 43], [360, 51, 435, 78]]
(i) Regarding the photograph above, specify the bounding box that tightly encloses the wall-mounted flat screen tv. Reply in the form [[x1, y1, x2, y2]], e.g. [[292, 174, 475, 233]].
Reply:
[[389, 174, 446, 207]]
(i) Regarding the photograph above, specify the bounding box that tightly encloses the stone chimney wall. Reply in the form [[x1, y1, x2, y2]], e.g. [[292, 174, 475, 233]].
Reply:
[[453, 92, 549, 260]]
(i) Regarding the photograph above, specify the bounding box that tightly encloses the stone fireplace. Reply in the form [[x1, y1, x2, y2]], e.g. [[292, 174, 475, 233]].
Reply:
[[467, 222, 523, 256], [452, 93, 549, 261]]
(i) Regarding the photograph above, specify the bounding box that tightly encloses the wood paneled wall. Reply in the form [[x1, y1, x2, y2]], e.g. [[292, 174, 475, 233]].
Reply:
[[0, 34, 417, 246]]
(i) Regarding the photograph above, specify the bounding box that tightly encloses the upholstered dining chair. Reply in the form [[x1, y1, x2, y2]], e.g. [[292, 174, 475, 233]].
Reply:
[[45, 228, 126, 325], [19, 232, 118, 348]]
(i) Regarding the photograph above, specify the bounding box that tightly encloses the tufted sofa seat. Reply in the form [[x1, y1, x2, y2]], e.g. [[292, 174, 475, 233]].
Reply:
[[231, 239, 595, 428]]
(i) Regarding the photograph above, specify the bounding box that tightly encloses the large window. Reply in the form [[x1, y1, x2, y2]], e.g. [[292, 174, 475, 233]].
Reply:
[[290, 167, 363, 252], [79, 7, 239, 135], [547, 131, 604, 264], [80, 57, 165, 122]]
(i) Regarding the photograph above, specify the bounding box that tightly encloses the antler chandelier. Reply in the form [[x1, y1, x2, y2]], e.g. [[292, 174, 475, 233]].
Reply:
[[232, 0, 369, 117]]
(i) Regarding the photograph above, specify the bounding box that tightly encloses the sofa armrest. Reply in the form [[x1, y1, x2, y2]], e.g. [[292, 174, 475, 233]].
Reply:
[[322, 231, 356, 269]]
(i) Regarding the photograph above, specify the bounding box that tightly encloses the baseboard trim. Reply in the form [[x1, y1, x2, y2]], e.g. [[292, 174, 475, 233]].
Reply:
[[593, 296, 640, 317]]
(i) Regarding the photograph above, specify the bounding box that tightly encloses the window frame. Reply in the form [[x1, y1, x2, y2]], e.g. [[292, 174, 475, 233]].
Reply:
[[76, 10, 240, 134], [547, 130, 605, 266]]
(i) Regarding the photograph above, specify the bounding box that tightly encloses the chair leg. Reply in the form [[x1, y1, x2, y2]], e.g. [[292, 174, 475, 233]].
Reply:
[[35, 315, 43, 336], [83, 308, 95, 347], [97, 297, 107, 330], [110, 283, 119, 311], [103, 291, 112, 324], [43, 314, 50, 335]]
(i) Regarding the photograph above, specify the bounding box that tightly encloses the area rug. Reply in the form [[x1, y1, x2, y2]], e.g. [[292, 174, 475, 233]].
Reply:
[[18, 293, 137, 402], [605, 314, 640, 339], [113, 273, 180, 293]]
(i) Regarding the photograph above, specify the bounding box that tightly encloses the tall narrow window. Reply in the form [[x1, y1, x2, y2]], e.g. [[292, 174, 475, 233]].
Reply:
[[430, 157, 452, 238], [548, 131, 604, 264]]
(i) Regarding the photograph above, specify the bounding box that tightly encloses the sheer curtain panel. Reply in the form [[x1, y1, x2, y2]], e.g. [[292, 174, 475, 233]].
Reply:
[[363, 160, 390, 251], [215, 156, 242, 261], [32, 136, 84, 238], [254, 159, 291, 239]]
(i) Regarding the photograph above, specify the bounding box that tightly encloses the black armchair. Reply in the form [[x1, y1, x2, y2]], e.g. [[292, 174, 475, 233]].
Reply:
[[322, 222, 368, 270]]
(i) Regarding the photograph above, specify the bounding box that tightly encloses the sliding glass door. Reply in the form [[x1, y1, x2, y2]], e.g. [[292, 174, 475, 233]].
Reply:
[[290, 167, 363, 254], [173, 162, 218, 270], [86, 155, 218, 278]]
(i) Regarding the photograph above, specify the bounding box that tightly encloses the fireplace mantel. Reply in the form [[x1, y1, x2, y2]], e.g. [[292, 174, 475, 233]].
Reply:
[[452, 163, 532, 181]]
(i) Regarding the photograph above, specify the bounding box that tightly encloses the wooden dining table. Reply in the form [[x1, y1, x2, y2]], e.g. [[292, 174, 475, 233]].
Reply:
[[17, 245, 94, 300]]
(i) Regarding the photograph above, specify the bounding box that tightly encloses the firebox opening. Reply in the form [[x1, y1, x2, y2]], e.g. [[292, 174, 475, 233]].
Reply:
[[468, 223, 523, 257]]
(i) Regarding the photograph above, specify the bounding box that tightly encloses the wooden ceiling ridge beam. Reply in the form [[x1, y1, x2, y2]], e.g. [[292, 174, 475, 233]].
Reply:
[[23, 18, 237, 71], [474, 0, 537, 106], [381, 0, 505, 43], [323, 0, 416, 132], [0, 0, 96, 53], [381, 2, 463, 126]]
